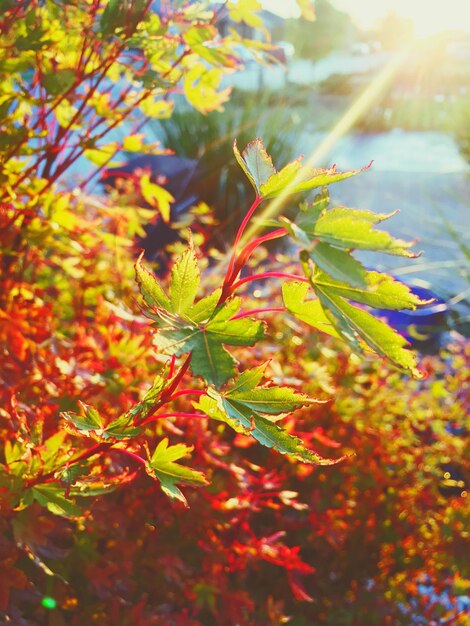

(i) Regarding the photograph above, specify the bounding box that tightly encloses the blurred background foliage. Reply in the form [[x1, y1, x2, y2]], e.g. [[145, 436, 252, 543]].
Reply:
[[146, 90, 301, 240]]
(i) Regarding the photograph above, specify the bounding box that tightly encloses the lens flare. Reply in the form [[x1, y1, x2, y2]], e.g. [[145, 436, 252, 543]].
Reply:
[[41, 596, 57, 610]]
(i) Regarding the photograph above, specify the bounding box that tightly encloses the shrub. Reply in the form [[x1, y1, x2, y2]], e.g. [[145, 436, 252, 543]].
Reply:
[[1, 2, 467, 625]]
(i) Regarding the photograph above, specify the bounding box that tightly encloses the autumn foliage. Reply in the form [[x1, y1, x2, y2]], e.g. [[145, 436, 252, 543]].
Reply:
[[0, 1, 468, 624]]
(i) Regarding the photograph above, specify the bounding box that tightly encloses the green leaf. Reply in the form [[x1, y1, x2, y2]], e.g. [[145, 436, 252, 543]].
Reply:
[[4, 439, 27, 467], [279, 215, 312, 248], [135, 253, 171, 310], [310, 243, 368, 288], [313, 285, 422, 377], [62, 402, 104, 434], [226, 363, 268, 393], [55, 101, 81, 130], [63, 382, 159, 441], [139, 97, 174, 119], [103, 414, 143, 440], [259, 160, 303, 198], [193, 394, 246, 431], [169, 244, 200, 315], [282, 282, 341, 339], [153, 297, 265, 387], [123, 133, 144, 152], [302, 207, 417, 256], [100, 0, 121, 34], [295, 190, 330, 231], [84, 143, 122, 167], [138, 249, 264, 386], [194, 44, 238, 68], [233, 138, 276, 195], [108, 375, 166, 434], [183, 24, 217, 47], [260, 161, 367, 200], [147, 438, 208, 506], [100, 0, 147, 35], [234, 139, 366, 200], [204, 382, 339, 465], [225, 375, 314, 416], [197, 367, 339, 465], [40, 432, 69, 472], [313, 269, 430, 310], [32, 484, 82, 518], [137, 246, 201, 317], [56, 462, 92, 490], [69, 471, 136, 497], [185, 289, 222, 324], [183, 25, 237, 68], [279, 190, 423, 374], [16, 29, 47, 52], [43, 68, 76, 96]]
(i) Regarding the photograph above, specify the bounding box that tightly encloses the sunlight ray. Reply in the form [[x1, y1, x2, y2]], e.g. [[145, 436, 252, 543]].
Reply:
[[238, 47, 412, 248]]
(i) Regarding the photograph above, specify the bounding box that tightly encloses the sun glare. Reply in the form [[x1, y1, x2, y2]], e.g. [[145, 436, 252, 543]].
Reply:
[[329, 0, 470, 38], [406, 0, 470, 37], [261, 0, 470, 38]]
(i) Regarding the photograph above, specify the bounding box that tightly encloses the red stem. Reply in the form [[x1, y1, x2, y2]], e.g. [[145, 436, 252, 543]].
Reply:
[[225, 229, 288, 297], [231, 272, 309, 292], [168, 355, 177, 378], [221, 195, 263, 299], [230, 307, 285, 320], [68, 442, 111, 465], [24, 442, 111, 488], [162, 354, 192, 400], [133, 354, 193, 426], [168, 389, 206, 401], [140, 412, 207, 426], [231, 228, 287, 281], [115, 449, 147, 466]]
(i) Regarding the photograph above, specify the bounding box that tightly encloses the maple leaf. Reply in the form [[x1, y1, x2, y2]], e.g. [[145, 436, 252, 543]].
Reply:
[[195, 365, 342, 465], [62, 399, 143, 441], [234, 138, 366, 199], [136, 248, 265, 386], [312, 277, 423, 378], [287, 189, 418, 257], [279, 190, 429, 377], [61, 368, 182, 446], [31, 484, 82, 518], [146, 438, 208, 506]]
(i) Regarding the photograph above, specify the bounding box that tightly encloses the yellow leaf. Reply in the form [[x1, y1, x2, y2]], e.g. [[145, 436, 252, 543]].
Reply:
[[54, 101, 80, 129], [183, 64, 231, 114], [140, 174, 174, 222], [139, 98, 174, 119], [84, 143, 123, 167], [296, 0, 316, 21], [123, 134, 144, 152], [228, 0, 263, 27]]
